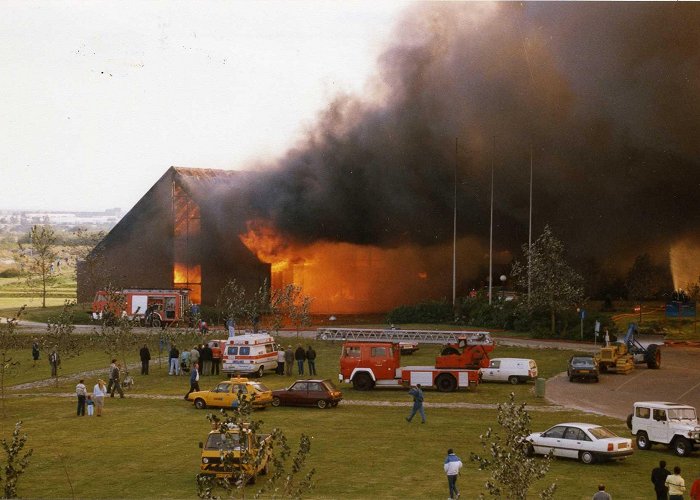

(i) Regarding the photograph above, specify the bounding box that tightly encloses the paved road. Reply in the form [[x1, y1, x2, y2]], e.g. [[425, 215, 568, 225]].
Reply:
[[546, 346, 700, 420]]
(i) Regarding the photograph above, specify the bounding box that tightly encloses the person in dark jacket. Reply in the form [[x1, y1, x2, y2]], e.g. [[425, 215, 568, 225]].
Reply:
[[294, 345, 306, 375], [185, 363, 200, 400], [139, 345, 151, 375], [31, 339, 40, 366], [652, 460, 671, 500], [306, 346, 317, 376], [284, 345, 294, 375], [169, 345, 180, 375], [200, 344, 213, 376]]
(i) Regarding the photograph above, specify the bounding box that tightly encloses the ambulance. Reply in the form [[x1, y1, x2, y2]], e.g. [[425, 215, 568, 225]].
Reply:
[[222, 333, 278, 377]]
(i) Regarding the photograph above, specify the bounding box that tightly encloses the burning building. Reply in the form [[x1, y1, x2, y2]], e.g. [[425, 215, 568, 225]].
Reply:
[[77, 167, 270, 307]]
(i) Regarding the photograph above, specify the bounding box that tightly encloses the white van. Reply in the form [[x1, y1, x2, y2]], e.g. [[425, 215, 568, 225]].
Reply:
[[480, 358, 538, 384], [222, 333, 278, 377]]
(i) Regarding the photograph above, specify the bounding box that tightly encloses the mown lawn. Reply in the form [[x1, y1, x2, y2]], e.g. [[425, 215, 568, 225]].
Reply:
[[0, 394, 683, 500]]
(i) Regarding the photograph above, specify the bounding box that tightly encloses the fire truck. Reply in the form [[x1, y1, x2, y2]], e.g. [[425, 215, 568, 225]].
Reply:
[[91, 288, 190, 327], [338, 334, 494, 392]]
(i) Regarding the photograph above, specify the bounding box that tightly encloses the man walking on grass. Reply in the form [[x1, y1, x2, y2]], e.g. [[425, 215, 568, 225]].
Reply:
[[405, 383, 425, 423], [444, 448, 462, 499]]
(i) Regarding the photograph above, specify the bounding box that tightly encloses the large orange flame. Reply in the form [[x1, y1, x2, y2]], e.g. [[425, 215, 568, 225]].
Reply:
[[239, 220, 489, 314]]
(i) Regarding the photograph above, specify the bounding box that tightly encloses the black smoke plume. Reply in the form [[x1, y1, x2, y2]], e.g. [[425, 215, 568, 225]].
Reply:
[[240, 2, 700, 272]]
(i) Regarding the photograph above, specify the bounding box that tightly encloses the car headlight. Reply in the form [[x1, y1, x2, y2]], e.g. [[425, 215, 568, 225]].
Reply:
[[202, 458, 209, 464]]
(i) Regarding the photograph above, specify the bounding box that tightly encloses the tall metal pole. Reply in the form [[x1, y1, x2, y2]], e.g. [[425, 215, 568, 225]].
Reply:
[[489, 136, 495, 305], [528, 146, 533, 303], [453, 138, 458, 307]]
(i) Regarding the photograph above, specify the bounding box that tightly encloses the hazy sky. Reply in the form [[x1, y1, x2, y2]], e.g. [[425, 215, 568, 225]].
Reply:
[[0, 0, 408, 211]]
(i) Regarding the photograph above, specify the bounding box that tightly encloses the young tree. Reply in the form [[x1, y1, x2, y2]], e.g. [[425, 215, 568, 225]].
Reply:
[[93, 290, 140, 379], [0, 421, 33, 499], [511, 226, 584, 336], [19, 225, 58, 308], [0, 307, 25, 417], [43, 301, 81, 387], [216, 279, 250, 333], [271, 284, 313, 337], [471, 393, 556, 500]]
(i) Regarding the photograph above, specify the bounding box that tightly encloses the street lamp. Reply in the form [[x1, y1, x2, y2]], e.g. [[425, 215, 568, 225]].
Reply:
[[500, 275, 507, 300]]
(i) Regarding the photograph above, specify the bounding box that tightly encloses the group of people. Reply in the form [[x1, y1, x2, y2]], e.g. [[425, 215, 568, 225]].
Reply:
[[167, 343, 221, 376], [276, 344, 317, 376], [74, 378, 107, 417], [652, 460, 700, 500]]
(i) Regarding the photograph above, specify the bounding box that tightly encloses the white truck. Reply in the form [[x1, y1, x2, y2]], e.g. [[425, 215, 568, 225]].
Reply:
[[627, 401, 700, 456]]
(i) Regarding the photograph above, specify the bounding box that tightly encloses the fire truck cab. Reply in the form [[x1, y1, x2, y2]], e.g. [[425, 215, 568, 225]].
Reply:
[[92, 288, 190, 327], [339, 340, 480, 392]]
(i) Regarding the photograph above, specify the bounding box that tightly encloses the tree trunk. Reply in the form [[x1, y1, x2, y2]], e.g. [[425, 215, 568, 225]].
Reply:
[[550, 308, 556, 336]]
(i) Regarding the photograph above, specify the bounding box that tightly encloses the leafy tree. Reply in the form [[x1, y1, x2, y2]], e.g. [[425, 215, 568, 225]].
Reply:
[[511, 226, 584, 335], [216, 279, 272, 333], [0, 421, 33, 499], [196, 394, 314, 499], [471, 393, 556, 500], [0, 307, 25, 417], [18, 225, 58, 308], [93, 290, 140, 378], [271, 284, 313, 337], [43, 301, 81, 387]]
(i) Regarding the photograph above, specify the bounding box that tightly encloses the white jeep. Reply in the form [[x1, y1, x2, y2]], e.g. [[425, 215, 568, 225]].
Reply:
[[627, 401, 700, 456]]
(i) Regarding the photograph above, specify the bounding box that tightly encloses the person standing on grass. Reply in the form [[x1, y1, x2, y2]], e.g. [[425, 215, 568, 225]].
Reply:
[[76, 379, 87, 416], [276, 348, 285, 375], [666, 466, 686, 500], [306, 345, 317, 376], [592, 484, 611, 500], [444, 449, 462, 500], [109, 361, 124, 398], [139, 344, 151, 375], [185, 363, 200, 400], [93, 379, 106, 416], [652, 460, 670, 500], [169, 345, 180, 375], [31, 338, 40, 366], [284, 345, 294, 376], [294, 344, 306, 375], [405, 383, 426, 423], [49, 348, 60, 377], [200, 343, 213, 376]]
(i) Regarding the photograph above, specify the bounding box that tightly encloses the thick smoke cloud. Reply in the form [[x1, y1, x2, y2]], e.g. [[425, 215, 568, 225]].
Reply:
[[240, 3, 700, 270]]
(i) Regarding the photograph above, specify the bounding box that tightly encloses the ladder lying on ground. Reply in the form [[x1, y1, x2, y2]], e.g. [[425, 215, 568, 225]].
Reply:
[[315, 327, 493, 345]]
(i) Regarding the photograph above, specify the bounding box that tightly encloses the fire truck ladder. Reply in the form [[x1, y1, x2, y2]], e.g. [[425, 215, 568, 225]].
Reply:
[[315, 328, 493, 345]]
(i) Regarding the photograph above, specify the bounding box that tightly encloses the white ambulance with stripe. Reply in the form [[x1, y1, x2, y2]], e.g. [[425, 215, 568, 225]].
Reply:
[[222, 333, 278, 377]]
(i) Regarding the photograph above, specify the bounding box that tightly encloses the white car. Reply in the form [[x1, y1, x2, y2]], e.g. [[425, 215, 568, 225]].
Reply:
[[526, 422, 633, 464]]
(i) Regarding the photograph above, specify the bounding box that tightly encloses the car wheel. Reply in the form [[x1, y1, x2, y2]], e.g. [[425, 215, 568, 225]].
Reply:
[[316, 400, 328, 409], [646, 344, 661, 369], [525, 444, 535, 457], [508, 375, 519, 385], [673, 436, 692, 457], [435, 374, 458, 392], [271, 397, 281, 407], [626, 414, 633, 430], [636, 431, 652, 450], [579, 451, 595, 464], [151, 316, 162, 328], [352, 373, 374, 391], [569, 375, 574, 382], [194, 398, 206, 410], [257, 366, 264, 378], [593, 376, 599, 383], [599, 364, 608, 373]]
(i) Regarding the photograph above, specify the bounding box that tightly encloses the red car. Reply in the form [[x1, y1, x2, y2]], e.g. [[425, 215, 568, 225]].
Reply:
[[271, 379, 343, 409]]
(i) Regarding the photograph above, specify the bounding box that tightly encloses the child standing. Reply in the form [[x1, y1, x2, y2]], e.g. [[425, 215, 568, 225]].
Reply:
[[86, 395, 95, 416]]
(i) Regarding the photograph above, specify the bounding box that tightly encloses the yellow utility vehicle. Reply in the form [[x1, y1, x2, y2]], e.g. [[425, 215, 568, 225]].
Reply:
[[198, 424, 272, 482], [187, 377, 272, 410]]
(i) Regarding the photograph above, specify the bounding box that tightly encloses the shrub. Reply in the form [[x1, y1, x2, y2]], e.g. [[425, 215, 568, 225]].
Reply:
[[0, 268, 21, 278], [386, 300, 453, 324]]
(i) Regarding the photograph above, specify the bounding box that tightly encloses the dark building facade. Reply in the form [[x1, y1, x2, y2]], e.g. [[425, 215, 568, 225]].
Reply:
[[77, 167, 270, 305]]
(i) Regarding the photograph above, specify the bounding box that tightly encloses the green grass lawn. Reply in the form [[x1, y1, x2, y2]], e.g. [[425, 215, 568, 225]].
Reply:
[[0, 337, 688, 499], [0, 394, 680, 499]]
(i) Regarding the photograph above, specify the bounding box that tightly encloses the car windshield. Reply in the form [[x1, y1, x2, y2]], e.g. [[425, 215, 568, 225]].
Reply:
[[668, 408, 697, 421], [587, 426, 617, 439], [571, 357, 594, 367], [251, 382, 269, 393], [205, 433, 243, 451]]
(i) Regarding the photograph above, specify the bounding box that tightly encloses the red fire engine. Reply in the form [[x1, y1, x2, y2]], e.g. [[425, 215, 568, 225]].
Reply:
[[92, 288, 190, 327], [339, 336, 493, 392]]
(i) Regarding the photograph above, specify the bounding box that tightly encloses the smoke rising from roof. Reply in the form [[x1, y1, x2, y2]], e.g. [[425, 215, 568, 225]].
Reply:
[[242, 3, 700, 270]]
